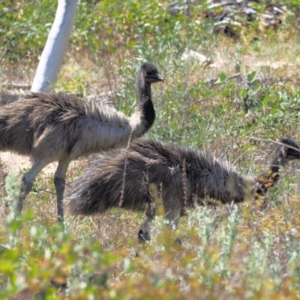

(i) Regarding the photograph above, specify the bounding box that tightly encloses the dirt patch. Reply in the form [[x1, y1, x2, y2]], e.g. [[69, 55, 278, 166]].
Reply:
[[0, 152, 88, 195], [0, 152, 58, 175], [0, 152, 60, 198]]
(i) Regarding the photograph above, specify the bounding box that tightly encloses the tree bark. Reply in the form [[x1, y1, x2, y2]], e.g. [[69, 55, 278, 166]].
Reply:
[[31, 0, 78, 92]]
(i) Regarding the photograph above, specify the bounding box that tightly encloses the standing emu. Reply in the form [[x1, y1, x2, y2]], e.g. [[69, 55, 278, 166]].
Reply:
[[0, 63, 163, 222], [66, 138, 300, 242]]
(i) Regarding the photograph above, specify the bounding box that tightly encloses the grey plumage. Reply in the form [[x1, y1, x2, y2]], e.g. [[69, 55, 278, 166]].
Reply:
[[66, 138, 300, 241], [0, 63, 163, 222]]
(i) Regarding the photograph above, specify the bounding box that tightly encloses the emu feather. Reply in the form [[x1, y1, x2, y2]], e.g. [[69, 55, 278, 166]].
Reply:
[[66, 138, 300, 241], [0, 63, 163, 222]]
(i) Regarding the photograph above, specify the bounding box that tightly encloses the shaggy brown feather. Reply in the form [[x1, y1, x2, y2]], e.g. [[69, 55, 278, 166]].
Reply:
[[66, 138, 300, 241], [0, 63, 163, 223]]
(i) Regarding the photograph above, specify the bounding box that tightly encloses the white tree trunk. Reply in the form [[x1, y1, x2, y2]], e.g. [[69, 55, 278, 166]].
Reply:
[[31, 0, 78, 92]]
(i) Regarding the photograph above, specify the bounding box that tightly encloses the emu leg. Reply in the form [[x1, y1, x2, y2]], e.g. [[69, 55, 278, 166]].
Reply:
[[164, 210, 180, 231], [138, 202, 156, 243], [17, 178, 33, 213], [54, 160, 69, 223], [165, 211, 182, 245], [163, 197, 182, 244], [17, 160, 49, 214]]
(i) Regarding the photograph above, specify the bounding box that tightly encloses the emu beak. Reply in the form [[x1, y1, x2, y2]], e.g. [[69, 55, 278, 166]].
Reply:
[[156, 74, 164, 82], [147, 74, 164, 82], [287, 146, 300, 159], [279, 138, 300, 160]]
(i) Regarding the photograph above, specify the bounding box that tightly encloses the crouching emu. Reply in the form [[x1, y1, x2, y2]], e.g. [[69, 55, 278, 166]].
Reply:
[[0, 63, 163, 223], [66, 138, 300, 242]]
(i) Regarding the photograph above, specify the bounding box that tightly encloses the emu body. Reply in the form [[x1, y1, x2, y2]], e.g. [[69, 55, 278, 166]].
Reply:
[[0, 63, 163, 222], [66, 138, 300, 241]]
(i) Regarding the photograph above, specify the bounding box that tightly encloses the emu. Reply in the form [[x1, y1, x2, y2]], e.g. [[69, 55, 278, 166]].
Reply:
[[66, 138, 300, 242], [0, 63, 163, 222]]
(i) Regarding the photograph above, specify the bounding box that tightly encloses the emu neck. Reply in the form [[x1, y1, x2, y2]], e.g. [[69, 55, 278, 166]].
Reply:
[[137, 81, 155, 132], [269, 150, 285, 173], [253, 149, 285, 198]]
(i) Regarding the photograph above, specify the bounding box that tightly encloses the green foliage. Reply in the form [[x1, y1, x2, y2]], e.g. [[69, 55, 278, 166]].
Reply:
[[0, 0, 56, 62], [1, 0, 300, 299], [1, 0, 300, 66], [2, 174, 300, 298], [0, 0, 207, 66]]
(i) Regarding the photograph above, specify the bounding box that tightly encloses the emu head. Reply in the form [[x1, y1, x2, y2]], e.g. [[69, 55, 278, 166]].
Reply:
[[140, 63, 164, 84], [253, 138, 300, 199], [280, 138, 300, 160], [271, 138, 300, 168]]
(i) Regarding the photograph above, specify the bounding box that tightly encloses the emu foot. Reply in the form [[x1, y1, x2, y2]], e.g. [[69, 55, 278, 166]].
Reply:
[[50, 277, 67, 290], [138, 229, 151, 243], [16, 198, 23, 215], [16, 178, 33, 215], [174, 237, 182, 245]]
